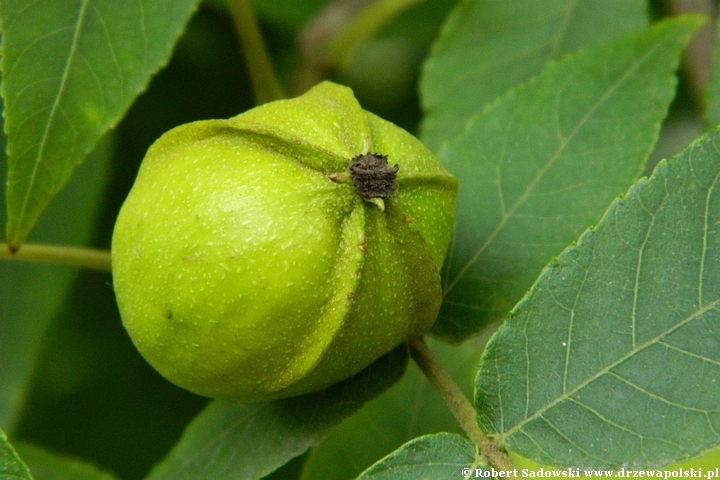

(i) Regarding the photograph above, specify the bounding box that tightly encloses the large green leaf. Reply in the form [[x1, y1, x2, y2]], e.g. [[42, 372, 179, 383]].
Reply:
[[434, 17, 702, 342], [356, 433, 481, 479], [299, 339, 479, 480], [0, 132, 113, 432], [14, 443, 115, 480], [420, 0, 648, 152], [1, 0, 200, 249], [146, 346, 407, 480], [475, 128, 720, 468], [0, 429, 32, 480]]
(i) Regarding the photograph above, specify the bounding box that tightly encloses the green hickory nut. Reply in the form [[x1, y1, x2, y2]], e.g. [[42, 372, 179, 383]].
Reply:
[[111, 81, 458, 403]]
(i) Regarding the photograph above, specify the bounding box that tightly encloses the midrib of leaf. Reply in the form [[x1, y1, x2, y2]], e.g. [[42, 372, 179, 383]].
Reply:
[[442, 35, 668, 296], [502, 296, 720, 441], [14, 0, 89, 232]]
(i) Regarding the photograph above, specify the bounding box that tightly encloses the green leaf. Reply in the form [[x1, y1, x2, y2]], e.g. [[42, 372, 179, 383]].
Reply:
[[300, 339, 479, 480], [434, 16, 702, 342], [357, 433, 480, 479], [1, 0, 201, 249], [0, 132, 113, 431], [420, 0, 648, 153], [14, 443, 115, 480], [0, 429, 32, 480], [146, 346, 408, 480], [475, 128, 720, 468], [705, 15, 720, 127]]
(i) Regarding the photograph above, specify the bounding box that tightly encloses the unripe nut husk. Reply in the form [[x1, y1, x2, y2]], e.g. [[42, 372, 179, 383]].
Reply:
[[111, 82, 457, 403]]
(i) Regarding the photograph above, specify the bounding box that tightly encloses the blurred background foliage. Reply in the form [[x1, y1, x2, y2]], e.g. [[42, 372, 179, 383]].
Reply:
[[0, 0, 712, 478]]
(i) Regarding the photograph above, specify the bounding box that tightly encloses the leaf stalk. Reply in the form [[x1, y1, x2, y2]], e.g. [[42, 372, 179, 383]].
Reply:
[[326, 0, 422, 73], [292, 0, 421, 94], [1, 243, 112, 272], [408, 337, 515, 470], [226, 0, 285, 104]]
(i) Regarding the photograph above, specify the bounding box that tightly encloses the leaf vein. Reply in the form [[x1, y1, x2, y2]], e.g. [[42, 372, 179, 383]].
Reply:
[[167, 403, 266, 477], [13, 0, 90, 232], [138, 0, 149, 67], [607, 371, 719, 413], [697, 160, 720, 307], [658, 340, 720, 368], [504, 297, 720, 438], [568, 397, 686, 449], [7, 26, 74, 104], [538, 413, 601, 460], [631, 198, 658, 349], [88, 1, 124, 102], [562, 250, 594, 394], [514, 428, 558, 462], [548, 0, 578, 58], [566, 398, 643, 440], [443, 30, 670, 296]]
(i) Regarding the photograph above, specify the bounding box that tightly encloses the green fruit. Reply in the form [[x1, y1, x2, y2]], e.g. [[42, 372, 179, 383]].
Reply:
[[111, 82, 457, 402]]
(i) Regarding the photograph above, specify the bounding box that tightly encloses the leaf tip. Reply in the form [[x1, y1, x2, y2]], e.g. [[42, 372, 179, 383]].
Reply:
[[5, 224, 26, 254], [664, 13, 708, 43], [678, 12, 708, 30]]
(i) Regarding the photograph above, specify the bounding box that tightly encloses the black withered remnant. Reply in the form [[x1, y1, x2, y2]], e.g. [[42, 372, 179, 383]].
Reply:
[[349, 153, 399, 199]]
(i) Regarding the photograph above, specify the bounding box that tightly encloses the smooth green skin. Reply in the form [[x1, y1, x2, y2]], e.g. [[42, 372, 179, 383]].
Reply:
[[111, 82, 457, 402]]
